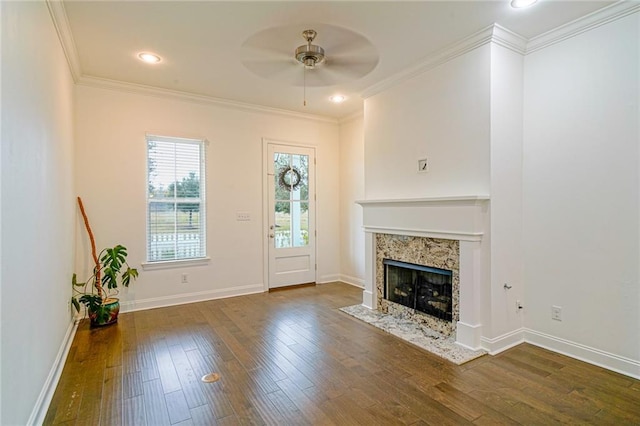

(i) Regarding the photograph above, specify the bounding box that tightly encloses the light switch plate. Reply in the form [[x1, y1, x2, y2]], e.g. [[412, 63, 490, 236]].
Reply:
[[236, 211, 251, 221], [551, 305, 562, 321]]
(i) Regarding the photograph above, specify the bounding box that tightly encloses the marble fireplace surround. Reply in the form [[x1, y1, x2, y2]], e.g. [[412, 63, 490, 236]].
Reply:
[[376, 234, 459, 337], [357, 196, 489, 350]]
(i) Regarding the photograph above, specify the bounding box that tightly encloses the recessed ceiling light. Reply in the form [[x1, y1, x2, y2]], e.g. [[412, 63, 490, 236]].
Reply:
[[510, 0, 537, 8], [137, 52, 162, 64], [330, 94, 346, 103]]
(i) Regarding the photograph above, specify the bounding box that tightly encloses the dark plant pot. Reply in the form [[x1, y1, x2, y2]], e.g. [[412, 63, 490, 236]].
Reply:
[[89, 297, 120, 327]]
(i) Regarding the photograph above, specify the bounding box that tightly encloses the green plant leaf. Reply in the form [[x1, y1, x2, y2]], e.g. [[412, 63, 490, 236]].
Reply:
[[71, 297, 80, 312], [72, 271, 87, 287], [79, 294, 102, 312], [121, 267, 139, 287], [101, 267, 116, 289], [103, 245, 127, 270]]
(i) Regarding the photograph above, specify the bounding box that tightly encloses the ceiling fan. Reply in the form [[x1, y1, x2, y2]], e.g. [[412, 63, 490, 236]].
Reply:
[[295, 29, 325, 69], [241, 24, 379, 96]]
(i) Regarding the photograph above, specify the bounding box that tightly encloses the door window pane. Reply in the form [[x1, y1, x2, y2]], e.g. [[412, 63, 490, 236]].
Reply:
[[275, 201, 291, 248], [292, 201, 309, 247], [273, 152, 310, 249]]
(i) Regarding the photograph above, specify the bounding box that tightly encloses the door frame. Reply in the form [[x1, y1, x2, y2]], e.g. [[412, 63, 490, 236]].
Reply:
[[262, 138, 317, 291]]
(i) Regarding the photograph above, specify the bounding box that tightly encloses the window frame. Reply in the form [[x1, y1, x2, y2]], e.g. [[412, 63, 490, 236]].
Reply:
[[142, 134, 209, 269]]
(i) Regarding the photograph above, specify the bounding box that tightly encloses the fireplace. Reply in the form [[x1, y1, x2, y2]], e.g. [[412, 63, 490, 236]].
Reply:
[[384, 259, 453, 321], [357, 196, 489, 349]]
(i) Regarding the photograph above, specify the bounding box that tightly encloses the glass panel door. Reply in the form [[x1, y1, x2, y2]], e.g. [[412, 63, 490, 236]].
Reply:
[[267, 143, 316, 289]]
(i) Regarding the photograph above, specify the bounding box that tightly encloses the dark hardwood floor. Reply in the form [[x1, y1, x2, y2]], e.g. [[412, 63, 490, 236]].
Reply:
[[45, 282, 640, 425]]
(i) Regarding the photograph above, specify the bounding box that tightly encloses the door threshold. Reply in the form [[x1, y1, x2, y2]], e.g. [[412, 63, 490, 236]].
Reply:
[[268, 282, 316, 292]]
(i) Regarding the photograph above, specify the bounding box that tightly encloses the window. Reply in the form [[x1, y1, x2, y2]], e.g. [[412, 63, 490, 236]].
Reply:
[[146, 135, 206, 262]]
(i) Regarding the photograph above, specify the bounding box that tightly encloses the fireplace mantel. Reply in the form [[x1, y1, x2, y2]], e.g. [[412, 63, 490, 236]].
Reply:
[[356, 195, 490, 205], [357, 194, 490, 350], [356, 195, 490, 242]]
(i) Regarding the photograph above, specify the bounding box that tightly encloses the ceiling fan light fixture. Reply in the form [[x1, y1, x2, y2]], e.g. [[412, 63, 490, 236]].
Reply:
[[330, 94, 346, 103], [295, 29, 325, 69]]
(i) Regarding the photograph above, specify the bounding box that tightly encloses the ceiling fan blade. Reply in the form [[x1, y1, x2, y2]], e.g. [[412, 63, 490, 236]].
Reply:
[[322, 56, 378, 80], [324, 37, 374, 58], [241, 44, 290, 62], [242, 59, 299, 79]]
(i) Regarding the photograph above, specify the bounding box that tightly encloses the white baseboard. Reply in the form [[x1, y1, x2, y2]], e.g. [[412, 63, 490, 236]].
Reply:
[[28, 318, 78, 426], [362, 290, 375, 309], [316, 274, 341, 284], [120, 284, 264, 313], [524, 328, 640, 380], [481, 327, 525, 355], [338, 274, 365, 288], [476, 327, 640, 379], [455, 321, 483, 351]]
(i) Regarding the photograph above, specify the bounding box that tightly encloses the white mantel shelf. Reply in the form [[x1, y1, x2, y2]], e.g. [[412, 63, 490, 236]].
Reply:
[[357, 194, 489, 242], [356, 195, 490, 205]]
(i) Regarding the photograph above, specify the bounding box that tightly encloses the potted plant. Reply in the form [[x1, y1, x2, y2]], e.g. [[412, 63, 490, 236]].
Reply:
[[71, 197, 138, 326]]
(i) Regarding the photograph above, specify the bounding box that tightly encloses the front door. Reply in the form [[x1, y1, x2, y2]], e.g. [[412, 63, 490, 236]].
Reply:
[[267, 143, 316, 289]]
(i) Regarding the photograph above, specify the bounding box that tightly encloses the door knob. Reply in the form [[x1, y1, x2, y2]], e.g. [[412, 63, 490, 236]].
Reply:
[[269, 234, 274, 238]]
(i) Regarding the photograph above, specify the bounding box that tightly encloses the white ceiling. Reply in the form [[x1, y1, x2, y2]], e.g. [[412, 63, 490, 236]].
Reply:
[[61, 0, 613, 119]]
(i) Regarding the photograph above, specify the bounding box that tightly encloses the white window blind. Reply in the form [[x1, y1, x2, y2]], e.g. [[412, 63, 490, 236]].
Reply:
[[146, 135, 206, 262]]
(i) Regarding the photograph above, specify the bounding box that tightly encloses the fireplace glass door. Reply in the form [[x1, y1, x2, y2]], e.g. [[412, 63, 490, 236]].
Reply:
[[384, 259, 453, 321]]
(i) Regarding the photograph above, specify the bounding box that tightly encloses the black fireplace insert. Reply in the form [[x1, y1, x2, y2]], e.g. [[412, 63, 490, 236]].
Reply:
[[383, 259, 453, 321]]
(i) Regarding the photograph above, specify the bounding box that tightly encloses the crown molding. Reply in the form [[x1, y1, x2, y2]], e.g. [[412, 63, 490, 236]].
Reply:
[[77, 76, 339, 124], [46, 0, 81, 82], [338, 110, 364, 125], [362, 2, 638, 99], [362, 24, 527, 99], [526, 1, 640, 54], [362, 25, 494, 99], [492, 24, 529, 54]]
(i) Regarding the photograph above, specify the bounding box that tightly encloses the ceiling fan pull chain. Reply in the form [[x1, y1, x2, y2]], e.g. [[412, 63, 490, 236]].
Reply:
[[303, 65, 307, 107]]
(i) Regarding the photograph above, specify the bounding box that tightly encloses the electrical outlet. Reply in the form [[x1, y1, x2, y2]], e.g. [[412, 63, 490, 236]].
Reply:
[[236, 211, 251, 221], [551, 305, 562, 321], [181, 273, 189, 284]]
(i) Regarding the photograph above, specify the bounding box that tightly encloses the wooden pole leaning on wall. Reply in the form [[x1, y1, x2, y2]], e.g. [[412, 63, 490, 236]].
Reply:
[[77, 196, 103, 300]]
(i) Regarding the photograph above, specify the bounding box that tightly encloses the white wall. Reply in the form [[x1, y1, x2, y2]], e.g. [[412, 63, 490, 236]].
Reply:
[[1, 1, 75, 424], [364, 45, 491, 200], [339, 114, 365, 287], [74, 85, 340, 309], [486, 44, 525, 340], [523, 13, 639, 366]]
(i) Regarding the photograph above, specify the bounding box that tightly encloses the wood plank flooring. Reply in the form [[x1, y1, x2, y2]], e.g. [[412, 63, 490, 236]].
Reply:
[[45, 282, 640, 425]]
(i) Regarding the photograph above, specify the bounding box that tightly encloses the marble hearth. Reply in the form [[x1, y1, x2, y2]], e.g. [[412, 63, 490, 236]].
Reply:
[[356, 196, 489, 350]]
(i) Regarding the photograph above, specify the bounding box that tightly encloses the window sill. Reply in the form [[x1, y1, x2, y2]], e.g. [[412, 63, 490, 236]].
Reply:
[[141, 257, 211, 271]]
